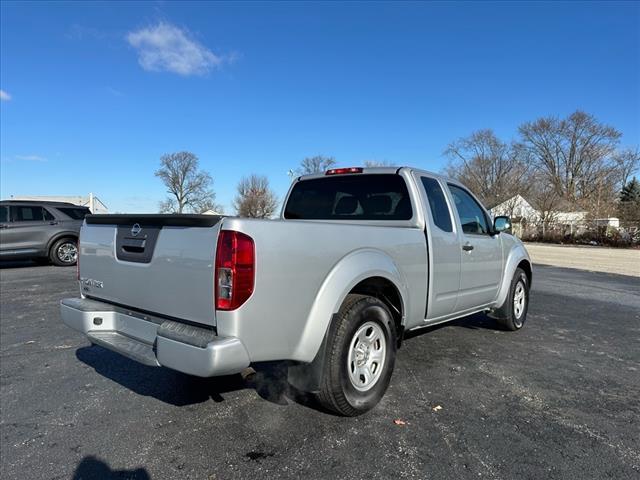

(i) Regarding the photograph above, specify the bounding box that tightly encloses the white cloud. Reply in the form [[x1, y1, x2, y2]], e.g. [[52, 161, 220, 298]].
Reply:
[[15, 154, 47, 162], [126, 22, 222, 76], [0, 90, 11, 101]]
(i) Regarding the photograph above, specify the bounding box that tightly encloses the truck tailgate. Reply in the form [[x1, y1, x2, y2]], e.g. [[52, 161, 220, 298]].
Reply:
[[79, 214, 222, 327]]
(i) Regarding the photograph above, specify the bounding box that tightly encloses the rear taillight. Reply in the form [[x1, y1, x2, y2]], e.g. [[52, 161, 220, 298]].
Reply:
[[215, 230, 255, 310]]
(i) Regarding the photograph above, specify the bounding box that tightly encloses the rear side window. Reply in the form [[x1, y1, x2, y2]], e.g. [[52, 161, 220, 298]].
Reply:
[[10, 206, 54, 222], [0, 206, 8, 223], [420, 177, 453, 232], [284, 174, 413, 220], [57, 207, 90, 220], [448, 184, 490, 234]]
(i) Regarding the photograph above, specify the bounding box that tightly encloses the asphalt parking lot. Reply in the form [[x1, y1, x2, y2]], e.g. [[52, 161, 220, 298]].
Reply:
[[1, 262, 639, 480]]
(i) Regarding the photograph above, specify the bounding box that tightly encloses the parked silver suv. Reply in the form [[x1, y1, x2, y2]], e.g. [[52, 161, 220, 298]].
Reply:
[[0, 200, 89, 266]]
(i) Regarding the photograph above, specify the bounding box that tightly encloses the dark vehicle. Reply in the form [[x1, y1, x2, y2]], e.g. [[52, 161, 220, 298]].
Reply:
[[0, 200, 90, 266]]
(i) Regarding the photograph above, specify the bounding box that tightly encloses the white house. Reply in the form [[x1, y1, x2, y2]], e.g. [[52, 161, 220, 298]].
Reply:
[[490, 194, 538, 221], [490, 195, 587, 224], [594, 217, 620, 228], [490, 194, 588, 236]]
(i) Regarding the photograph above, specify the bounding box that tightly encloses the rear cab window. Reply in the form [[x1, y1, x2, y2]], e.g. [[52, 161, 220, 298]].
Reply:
[[0, 206, 8, 223], [284, 174, 413, 220]]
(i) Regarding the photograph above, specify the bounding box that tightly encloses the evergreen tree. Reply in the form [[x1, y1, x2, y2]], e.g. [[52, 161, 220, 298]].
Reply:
[[618, 177, 640, 221], [620, 177, 640, 203]]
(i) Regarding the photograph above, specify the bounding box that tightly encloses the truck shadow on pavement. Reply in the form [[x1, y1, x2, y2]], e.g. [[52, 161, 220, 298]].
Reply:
[[403, 312, 503, 340], [75, 345, 321, 411], [74, 313, 505, 413], [72, 455, 150, 480]]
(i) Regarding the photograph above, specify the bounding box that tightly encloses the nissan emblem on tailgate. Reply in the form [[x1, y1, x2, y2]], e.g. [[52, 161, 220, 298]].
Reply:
[[131, 223, 142, 236]]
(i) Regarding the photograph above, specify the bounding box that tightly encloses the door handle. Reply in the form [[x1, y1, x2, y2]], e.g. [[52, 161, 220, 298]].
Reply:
[[462, 243, 474, 251], [49, 221, 58, 225]]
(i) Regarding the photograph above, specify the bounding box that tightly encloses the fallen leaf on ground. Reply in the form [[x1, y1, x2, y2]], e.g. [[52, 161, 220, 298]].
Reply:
[[432, 405, 443, 412], [393, 419, 407, 425]]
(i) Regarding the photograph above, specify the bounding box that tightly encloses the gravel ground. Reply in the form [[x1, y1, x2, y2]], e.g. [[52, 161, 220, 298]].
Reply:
[[1, 262, 639, 480], [525, 243, 640, 277]]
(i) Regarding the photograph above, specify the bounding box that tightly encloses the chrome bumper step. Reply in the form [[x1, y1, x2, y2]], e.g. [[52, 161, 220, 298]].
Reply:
[[87, 331, 160, 367]]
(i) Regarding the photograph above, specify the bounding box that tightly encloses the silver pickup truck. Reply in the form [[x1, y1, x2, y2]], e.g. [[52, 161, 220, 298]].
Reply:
[[61, 167, 531, 416]]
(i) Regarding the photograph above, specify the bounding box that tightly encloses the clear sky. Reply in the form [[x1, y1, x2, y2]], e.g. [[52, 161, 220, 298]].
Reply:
[[1, 1, 639, 213]]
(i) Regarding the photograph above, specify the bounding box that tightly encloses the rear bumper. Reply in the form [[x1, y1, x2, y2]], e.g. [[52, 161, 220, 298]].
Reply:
[[60, 298, 250, 377]]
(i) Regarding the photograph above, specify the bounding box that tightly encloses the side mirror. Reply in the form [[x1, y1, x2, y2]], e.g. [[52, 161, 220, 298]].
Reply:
[[493, 216, 511, 234]]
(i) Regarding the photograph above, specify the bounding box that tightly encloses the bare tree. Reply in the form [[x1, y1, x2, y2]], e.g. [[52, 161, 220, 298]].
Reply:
[[155, 152, 222, 214], [613, 147, 640, 189], [363, 160, 396, 167], [518, 111, 622, 204], [528, 175, 564, 239], [297, 156, 336, 175], [233, 174, 279, 218], [495, 194, 524, 219], [444, 129, 530, 207], [192, 197, 224, 215]]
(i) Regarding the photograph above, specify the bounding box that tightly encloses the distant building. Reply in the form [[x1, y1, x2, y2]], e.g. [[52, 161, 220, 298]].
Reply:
[[594, 217, 620, 228], [490, 194, 538, 222], [490, 194, 587, 236], [10, 193, 108, 213], [491, 194, 587, 224], [201, 209, 223, 215]]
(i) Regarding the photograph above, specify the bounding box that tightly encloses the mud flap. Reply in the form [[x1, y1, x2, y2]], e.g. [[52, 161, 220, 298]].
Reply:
[[286, 314, 335, 393]]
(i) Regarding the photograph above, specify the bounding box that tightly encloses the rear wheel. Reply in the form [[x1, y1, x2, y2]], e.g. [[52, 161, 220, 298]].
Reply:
[[316, 294, 397, 416], [50, 238, 78, 266]]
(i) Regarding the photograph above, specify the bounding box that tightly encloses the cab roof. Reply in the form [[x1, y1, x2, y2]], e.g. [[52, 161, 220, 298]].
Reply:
[[296, 166, 455, 184], [0, 200, 84, 207]]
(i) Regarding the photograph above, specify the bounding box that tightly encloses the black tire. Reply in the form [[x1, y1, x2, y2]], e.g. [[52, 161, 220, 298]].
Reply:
[[495, 267, 529, 331], [49, 238, 78, 266], [316, 294, 397, 416]]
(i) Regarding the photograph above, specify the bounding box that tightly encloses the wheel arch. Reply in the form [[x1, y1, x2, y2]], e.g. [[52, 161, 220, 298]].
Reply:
[[493, 242, 532, 314], [288, 250, 407, 393], [293, 248, 409, 363], [517, 258, 532, 287], [348, 276, 404, 346], [46, 231, 78, 253]]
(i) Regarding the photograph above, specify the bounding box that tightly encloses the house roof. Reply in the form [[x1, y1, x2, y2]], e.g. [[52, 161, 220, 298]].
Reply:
[[489, 194, 536, 212]]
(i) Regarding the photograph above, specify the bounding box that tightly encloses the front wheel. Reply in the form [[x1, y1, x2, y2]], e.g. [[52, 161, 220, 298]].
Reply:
[[495, 267, 529, 331], [316, 294, 397, 416], [50, 238, 78, 266]]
